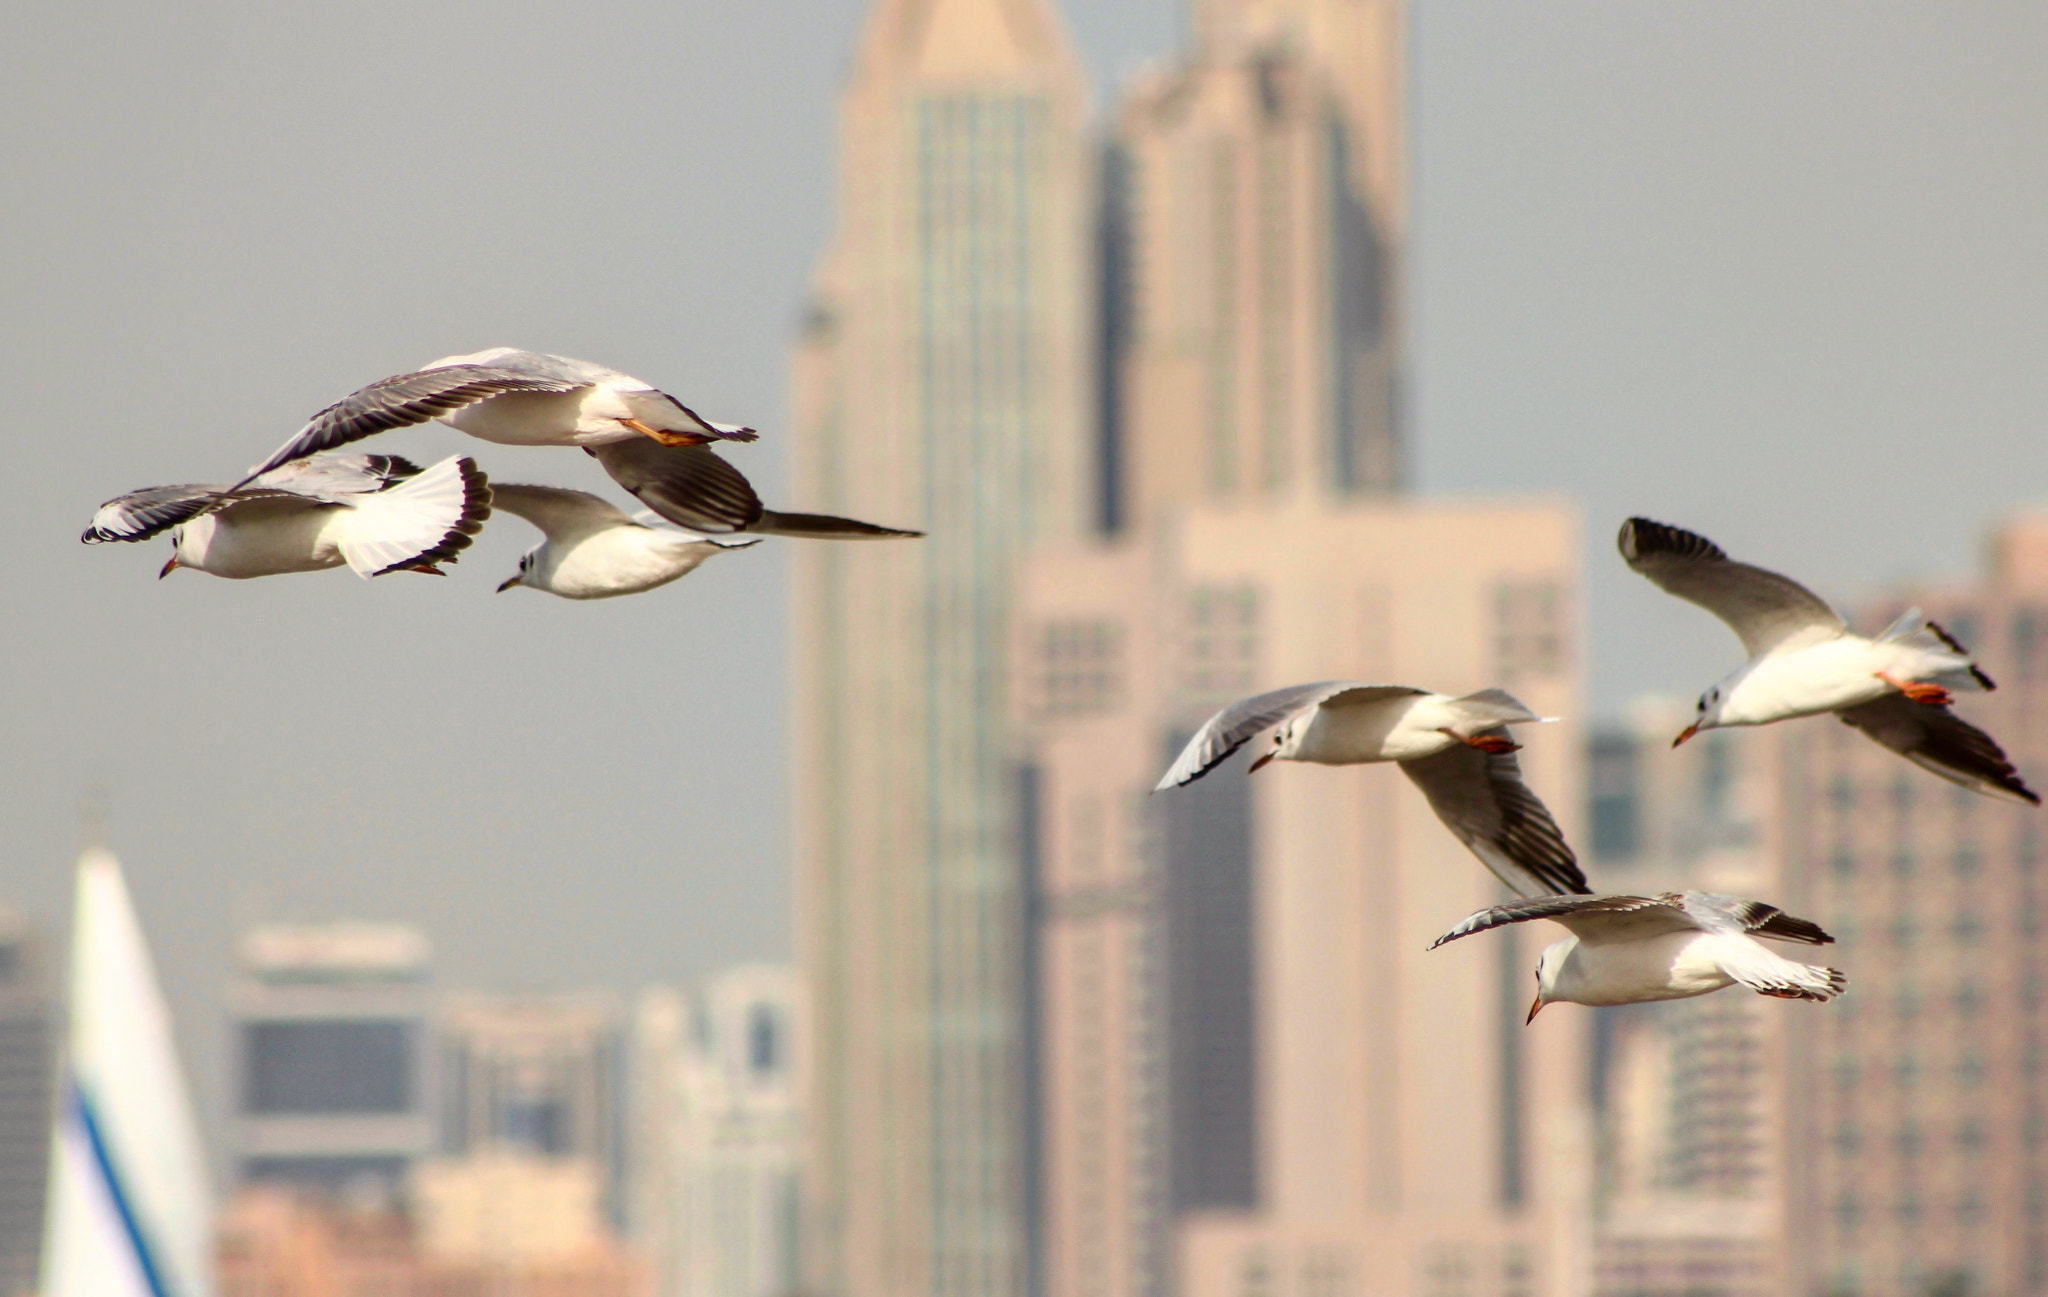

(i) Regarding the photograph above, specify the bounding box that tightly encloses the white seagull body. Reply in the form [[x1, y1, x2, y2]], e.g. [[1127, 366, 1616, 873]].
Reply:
[[1620, 517, 2036, 804], [237, 349, 760, 485], [83, 454, 492, 579], [1156, 683, 1588, 898], [1431, 891, 1848, 1020], [490, 484, 761, 600]]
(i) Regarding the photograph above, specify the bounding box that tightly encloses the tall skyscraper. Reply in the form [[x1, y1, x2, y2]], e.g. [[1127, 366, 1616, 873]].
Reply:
[[229, 923, 436, 1202], [1114, 0, 1405, 529], [1773, 513, 2048, 1297], [0, 909, 52, 1297], [790, 0, 1095, 1293]]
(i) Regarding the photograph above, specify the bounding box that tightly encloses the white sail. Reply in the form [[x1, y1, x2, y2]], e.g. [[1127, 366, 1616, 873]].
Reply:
[[40, 847, 216, 1297]]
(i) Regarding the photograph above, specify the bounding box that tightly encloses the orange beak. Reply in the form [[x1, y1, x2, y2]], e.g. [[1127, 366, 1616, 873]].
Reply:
[[1672, 723, 1700, 748], [1526, 996, 1545, 1025], [158, 554, 179, 580], [1248, 752, 1277, 774]]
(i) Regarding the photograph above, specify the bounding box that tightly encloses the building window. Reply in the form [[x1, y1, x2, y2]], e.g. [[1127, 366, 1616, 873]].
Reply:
[[749, 1004, 783, 1078], [1895, 1121, 1924, 1161], [1955, 982, 1984, 1019], [1830, 776, 1857, 814], [243, 1020, 413, 1116], [1958, 1051, 1986, 1089], [1183, 584, 1259, 700], [1895, 1053, 1921, 1089], [1954, 845, 1982, 878], [1031, 618, 1125, 719], [1890, 847, 1916, 880], [1830, 848, 1857, 878], [1493, 580, 1567, 681], [1957, 1119, 1986, 1153], [1834, 1193, 1863, 1232], [1890, 916, 1919, 951], [1833, 1121, 1863, 1157], [1954, 913, 1985, 946]]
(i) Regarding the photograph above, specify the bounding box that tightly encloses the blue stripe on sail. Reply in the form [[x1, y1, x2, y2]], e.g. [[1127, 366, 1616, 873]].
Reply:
[[70, 1081, 174, 1297]]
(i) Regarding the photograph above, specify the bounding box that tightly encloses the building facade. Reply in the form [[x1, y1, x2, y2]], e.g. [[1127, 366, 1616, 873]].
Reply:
[[0, 910, 51, 1297], [1018, 499, 1588, 1297], [633, 966, 804, 1297], [229, 923, 437, 1203], [790, 0, 1095, 1293], [1775, 513, 2048, 1297], [428, 990, 629, 1242], [1581, 704, 1789, 1297]]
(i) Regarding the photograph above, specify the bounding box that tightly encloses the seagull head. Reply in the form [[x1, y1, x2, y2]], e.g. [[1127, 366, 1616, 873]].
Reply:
[[497, 548, 540, 594], [1675, 684, 1729, 747], [1527, 938, 1576, 1023], [1248, 715, 1309, 774]]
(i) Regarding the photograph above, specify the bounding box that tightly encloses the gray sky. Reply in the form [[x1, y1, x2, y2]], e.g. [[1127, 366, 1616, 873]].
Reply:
[[4, 2, 2046, 1141]]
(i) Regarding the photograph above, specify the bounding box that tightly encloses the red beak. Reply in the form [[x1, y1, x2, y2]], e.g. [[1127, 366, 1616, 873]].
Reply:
[[1672, 723, 1700, 748], [1248, 752, 1276, 774], [1526, 996, 1545, 1025], [158, 554, 179, 580]]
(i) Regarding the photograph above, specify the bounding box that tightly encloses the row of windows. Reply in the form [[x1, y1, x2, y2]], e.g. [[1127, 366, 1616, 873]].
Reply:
[[1833, 1118, 1990, 1158], [1832, 1051, 1989, 1090]]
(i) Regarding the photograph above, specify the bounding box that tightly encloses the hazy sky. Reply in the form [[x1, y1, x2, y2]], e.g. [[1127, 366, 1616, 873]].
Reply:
[[4, 2, 2047, 1140]]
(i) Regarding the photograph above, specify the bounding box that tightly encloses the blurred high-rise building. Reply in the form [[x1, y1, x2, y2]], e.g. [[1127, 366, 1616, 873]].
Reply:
[[1580, 706, 1789, 1297], [1772, 513, 2048, 1297], [1018, 502, 1587, 1297], [633, 965, 804, 1297], [0, 910, 52, 1297], [790, 0, 1094, 1293], [228, 923, 436, 1203]]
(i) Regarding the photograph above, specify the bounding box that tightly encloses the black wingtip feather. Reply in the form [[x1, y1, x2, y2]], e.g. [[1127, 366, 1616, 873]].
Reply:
[[1618, 517, 1727, 565], [367, 458, 494, 577]]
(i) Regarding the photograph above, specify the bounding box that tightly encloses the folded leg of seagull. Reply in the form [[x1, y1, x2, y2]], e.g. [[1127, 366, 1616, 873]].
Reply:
[[1876, 671, 1952, 706], [619, 417, 711, 448]]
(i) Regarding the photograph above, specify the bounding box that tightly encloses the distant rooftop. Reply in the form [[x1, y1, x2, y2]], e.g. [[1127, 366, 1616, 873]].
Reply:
[[238, 922, 431, 982]]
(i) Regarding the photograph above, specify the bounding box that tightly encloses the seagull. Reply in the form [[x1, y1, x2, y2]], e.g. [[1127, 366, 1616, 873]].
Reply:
[[1619, 517, 2036, 804], [236, 349, 761, 486], [1155, 683, 1589, 898], [586, 440, 923, 539], [490, 484, 762, 600], [1430, 891, 1848, 1021], [83, 454, 491, 579]]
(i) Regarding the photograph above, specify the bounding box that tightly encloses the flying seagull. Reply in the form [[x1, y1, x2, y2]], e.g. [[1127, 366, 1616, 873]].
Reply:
[[237, 349, 760, 486], [1155, 683, 1588, 898], [1431, 891, 1848, 1021], [586, 440, 923, 539], [1618, 517, 2036, 804], [490, 484, 762, 600], [84, 454, 490, 579]]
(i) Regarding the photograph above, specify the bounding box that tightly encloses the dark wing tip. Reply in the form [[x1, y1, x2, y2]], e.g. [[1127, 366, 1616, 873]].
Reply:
[[715, 426, 761, 443], [1924, 618, 1997, 690], [1752, 908, 1834, 946], [367, 458, 494, 577], [1618, 516, 1726, 566]]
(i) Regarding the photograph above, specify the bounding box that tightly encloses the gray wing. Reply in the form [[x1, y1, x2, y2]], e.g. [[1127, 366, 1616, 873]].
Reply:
[[1676, 892, 1833, 945], [249, 453, 421, 500], [1618, 517, 1844, 657], [752, 510, 925, 540], [1429, 894, 1693, 949], [1153, 683, 1426, 791], [1398, 732, 1591, 898], [1837, 694, 2040, 805], [239, 364, 590, 483], [490, 484, 638, 544], [83, 484, 238, 543], [589, 441, 764, 534]]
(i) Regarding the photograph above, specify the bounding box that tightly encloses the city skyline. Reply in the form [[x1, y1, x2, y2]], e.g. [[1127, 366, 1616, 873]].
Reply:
[[6, 5, 2048, 1252]]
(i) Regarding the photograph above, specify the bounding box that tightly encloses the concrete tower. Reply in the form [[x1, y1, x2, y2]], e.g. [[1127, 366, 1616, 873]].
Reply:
[[791, 0, 1095, 1293]]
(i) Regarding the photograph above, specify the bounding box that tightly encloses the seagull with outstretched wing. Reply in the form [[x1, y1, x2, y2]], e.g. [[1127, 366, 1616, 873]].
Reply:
[[1431, 890, 1847, 1021], [1618, 517, 2034, 804], [490, 484, 762, 600], [85, 454, 491, 580], [1155, 682, 1588, 898]]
